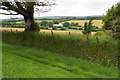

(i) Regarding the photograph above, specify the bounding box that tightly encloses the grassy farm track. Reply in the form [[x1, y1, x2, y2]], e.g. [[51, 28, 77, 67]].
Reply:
[[2, 43, 118, 78]]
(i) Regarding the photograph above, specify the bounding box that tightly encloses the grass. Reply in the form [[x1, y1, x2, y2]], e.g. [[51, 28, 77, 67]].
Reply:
[[2, 43, 118, 78], [2, 31, 119, 67]]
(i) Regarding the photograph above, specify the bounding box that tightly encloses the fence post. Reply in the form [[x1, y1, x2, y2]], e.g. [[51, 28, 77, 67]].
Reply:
[[69, 32, 71, 38], [51, 30, 54, 37], [87, 35, 90, 43], [16, 30, 18, 33], [10, 29, 12, 32], [96, 37, 99, 43]]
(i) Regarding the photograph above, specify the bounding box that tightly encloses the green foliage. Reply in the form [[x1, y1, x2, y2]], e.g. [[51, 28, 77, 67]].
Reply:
[[63, 22, 70, 27], [91, 28, 103, 32], [53, 20, 59, 24], [79, 28, 83, 30], [68, 27, 79, 30], [61, 27, 66, 30], [40, 27, 45, 29], [102, 2, 120, 38], [2, 31, 118, 68], [25, 22, 40, 32], [94, 30, 112, 36], [102, 3, 120, 30], [75, 23, 79, 27], [83, 18, 94, 34], [45, 27, 49, 29], [52, 27, 57, 30], [2, 43, 118, 78], [70, 22, 75, 26], [57, 26, 62, 28], [70, 22, 80, 27], [94, 31, 106, 36], [112, 32, 120, 39], [40, 21, 48, 27], [47, 22, 54, 27]]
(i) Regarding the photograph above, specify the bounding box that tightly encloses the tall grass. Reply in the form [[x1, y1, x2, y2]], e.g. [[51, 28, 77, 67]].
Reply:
[[2, 31, 118, 67], [2, 43, 118, 78]]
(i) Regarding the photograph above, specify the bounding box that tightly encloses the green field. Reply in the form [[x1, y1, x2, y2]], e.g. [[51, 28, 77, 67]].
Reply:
[[2, 43, 118, 78]]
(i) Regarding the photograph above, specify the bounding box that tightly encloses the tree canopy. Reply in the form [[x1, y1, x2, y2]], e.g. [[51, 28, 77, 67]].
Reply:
[[0, 0, 55, 31], [102, 2, 120, 32]]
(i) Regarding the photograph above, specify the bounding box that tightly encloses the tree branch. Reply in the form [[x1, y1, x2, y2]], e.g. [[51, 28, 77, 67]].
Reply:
[[2, 2, 25, 15], [0, 12, 19, 15]]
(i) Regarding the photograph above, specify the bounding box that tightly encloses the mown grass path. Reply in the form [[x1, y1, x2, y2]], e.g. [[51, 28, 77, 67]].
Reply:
[[2, 43, 118, 78]]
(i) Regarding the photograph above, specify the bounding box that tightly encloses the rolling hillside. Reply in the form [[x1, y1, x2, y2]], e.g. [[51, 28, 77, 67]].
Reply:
[[2, 43, 118, 78]]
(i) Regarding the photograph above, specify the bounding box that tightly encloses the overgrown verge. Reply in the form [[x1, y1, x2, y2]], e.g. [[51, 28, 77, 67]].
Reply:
[[2, 43, 118, 78], [2, 31, 119, 67]]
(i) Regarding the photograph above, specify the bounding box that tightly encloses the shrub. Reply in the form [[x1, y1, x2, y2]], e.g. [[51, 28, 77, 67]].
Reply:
[[91, 28, 103, 32], [63, 22, 70, 27], [61, 27, 66, 30], [57, 26, 62, 28], [79, 28, 83, 30], [68, 27, 78, 30], [40, 27, 45, 29], [52, 27, 57, 30], [45, 27, 49, 29], [30, 22, 40, 31], [78, 25, 82, 27], [113, 32, 120, 39], [94, 31, 106, 36]]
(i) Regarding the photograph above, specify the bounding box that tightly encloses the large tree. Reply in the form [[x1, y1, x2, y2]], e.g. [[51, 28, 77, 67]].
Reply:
[[102, 2, 120, 32], [0, 0, 55, 31]]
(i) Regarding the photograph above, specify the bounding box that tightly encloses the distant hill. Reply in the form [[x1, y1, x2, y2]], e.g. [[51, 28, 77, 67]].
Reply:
[[1, 15, 102, 22]]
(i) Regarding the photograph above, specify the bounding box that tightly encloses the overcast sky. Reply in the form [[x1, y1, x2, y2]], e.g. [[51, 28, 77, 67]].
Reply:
[[0, 0, 119, 19]]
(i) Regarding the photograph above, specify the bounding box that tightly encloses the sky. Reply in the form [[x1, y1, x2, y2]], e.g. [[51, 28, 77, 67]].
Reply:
[[0, 0, 120, 19]]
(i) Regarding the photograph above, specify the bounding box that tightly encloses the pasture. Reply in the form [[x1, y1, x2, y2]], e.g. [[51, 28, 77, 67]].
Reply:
[[65, 20, 103, 28], [16, 20, 103, 28]]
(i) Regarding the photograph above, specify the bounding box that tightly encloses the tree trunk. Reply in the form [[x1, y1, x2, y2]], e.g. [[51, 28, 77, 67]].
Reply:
[[23, 13, 39, 32], [23, 3, 40, 32]]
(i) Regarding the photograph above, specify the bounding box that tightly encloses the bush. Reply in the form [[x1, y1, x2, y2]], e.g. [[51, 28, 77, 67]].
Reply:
[[45, 27, 49, 29], [94, 31, 106, 36], [113, 32, 120, 39], [79, 28, 83, 30], [40, 27, 45, 29], [91, 29, 99, 32], [78, 25, 82, 27], [61, 27, 66, 30], [91, 28, 103, 32], [63, 22, 70, 27], [29, 22, 40, 31], [68, 27, 78, 30], [52, 27, 57, 30], [57, 26, 62, 28]]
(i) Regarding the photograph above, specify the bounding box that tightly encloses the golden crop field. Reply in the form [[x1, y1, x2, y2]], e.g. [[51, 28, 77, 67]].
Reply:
[[65, 20, 103, 28], [0, 27, 97, 35]]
